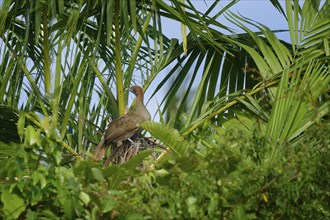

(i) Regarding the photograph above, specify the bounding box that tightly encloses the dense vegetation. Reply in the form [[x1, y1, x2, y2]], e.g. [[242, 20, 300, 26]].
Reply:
[[1, 119, 329, 219], [0, 0, 329, 219]]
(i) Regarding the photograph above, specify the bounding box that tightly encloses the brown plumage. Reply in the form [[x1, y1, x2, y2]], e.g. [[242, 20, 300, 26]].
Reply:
[[92, 86, 151, 161]]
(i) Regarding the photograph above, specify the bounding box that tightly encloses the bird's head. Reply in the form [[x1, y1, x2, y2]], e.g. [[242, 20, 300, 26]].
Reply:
[[128, 86, 144, 97]]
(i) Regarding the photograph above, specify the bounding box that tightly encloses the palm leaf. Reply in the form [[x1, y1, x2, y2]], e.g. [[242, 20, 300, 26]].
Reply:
[[266, 60, 329, 143], [141, 121, 191, 157]]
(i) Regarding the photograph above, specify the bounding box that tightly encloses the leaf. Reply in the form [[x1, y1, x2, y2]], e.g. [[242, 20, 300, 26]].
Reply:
[[73, 160, 102, 184], [40, 210, 59, 219], [24, 125, 38, 146], [1, 191, 26, 219], [103, 199, 116, 213], [79, 192, 90, 205], [155, 169, 170, 177], [141, 121, 191, 156], [17, 113, 25, 142], [32, 171, 47, 189], [266, 60, 330, 143], [232, 205, 248, 220], [91, 167, 104, 182], [62, 197, 74, 220], [57, 185, 76, 220], [30, 186, 43, 206], [26, 210, 38, 220]]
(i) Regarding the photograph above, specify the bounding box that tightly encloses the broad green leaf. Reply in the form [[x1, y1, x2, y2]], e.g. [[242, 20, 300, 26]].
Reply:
[[79, 192, 91, 205], [24, 125, 37, 146], [62, 197, 74, 220], [91, 167, 105, 181], [103, 199, 116, 213], [1, 191, 26, 219]]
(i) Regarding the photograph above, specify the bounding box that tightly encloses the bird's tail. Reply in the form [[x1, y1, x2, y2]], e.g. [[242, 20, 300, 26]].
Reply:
[[92, 138, 108, 160]]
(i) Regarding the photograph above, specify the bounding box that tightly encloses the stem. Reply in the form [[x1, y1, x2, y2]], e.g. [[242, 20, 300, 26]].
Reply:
[[43, 4, 51, 95], [53, 37, 62, 133], [114, 0, 125, 116]]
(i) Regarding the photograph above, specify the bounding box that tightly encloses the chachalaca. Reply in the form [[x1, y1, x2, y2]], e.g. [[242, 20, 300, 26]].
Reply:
[[92, 86, 151, 161]]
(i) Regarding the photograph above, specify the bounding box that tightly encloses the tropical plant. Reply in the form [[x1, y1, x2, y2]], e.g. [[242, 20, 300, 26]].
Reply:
[[0, 0, 329, 219]]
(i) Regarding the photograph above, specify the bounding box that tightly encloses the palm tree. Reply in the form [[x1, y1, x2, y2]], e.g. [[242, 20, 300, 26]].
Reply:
[[0, 0, 329, 162]]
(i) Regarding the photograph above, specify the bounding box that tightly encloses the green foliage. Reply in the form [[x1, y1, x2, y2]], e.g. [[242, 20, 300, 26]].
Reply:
[[1, 115, 329, 219], [1, 191, 25, 219], [1, 0, 329, 219], [266, 61, 330, 143]]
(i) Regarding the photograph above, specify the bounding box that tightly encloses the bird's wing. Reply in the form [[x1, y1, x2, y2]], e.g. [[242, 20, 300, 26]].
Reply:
[[93, 114, 139, 160], [104, 112, 141, 143]]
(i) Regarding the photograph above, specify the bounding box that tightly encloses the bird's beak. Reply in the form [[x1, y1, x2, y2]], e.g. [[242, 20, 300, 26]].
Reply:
[[127, 87, 136, 94]]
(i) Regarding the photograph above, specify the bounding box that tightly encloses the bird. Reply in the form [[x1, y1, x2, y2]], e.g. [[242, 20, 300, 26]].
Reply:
[[92, 86, 151, 161]]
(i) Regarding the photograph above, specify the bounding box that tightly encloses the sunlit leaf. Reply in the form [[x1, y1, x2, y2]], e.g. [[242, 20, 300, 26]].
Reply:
[[1, 191, 25, 219]]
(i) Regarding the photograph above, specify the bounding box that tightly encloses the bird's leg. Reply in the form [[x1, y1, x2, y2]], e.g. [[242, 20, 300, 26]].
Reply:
[[127, 138, 138, 145], [121, 138, 140, 162]]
